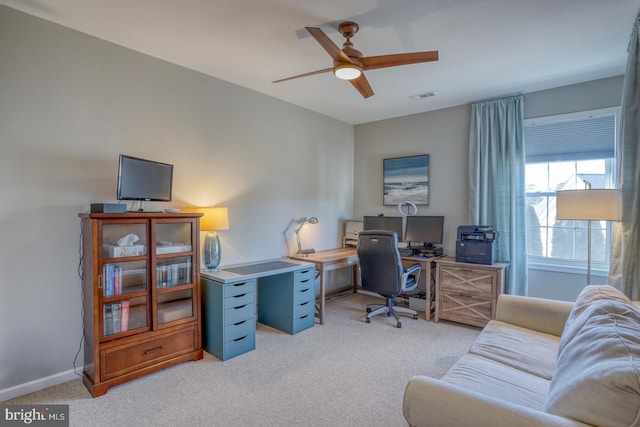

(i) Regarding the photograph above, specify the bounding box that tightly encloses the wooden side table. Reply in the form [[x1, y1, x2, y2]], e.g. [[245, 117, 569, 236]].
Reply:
[[434, 258, 508, 327]]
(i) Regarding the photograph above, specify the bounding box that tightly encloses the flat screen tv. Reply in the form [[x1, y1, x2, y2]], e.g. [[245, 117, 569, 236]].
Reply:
[[404, 215, 444, 248], [117, 155, 173, 210], [362, 215, 404, 241]]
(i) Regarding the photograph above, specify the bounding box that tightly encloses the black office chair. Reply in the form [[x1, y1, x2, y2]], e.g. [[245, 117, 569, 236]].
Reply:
[[357, 230, 421, 328]]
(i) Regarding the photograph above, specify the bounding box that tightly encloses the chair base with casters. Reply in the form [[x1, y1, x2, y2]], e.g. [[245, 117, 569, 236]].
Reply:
[[366, 296, 418, 328]]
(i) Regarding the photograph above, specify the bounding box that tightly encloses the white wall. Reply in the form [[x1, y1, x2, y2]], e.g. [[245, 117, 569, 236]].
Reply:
[[0, 6, 353, 398], [355, 76, 624, 302]]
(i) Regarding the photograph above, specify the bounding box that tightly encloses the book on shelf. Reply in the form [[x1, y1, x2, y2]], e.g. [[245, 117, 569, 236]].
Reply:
[[111, 302, 121, 334], [120, 300, 130, 332], [103, 264, 124, 296], [103, 301, 130, 336], [156, 261, 193, 288], [103, 304, 113, 336]]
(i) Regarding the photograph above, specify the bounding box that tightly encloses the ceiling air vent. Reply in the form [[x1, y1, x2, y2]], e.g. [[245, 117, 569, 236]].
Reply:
[[410, 91, 437, 100]]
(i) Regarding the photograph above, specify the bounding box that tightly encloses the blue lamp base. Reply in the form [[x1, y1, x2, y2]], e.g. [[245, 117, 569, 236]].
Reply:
[[203, 230, 221, 271]]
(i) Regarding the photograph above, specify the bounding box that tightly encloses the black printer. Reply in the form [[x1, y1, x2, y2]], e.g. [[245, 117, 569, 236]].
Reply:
[[455, 225, 498, 265]]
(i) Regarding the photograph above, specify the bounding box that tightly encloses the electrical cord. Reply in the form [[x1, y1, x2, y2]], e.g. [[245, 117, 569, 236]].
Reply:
[[72, 218, 87, 377]]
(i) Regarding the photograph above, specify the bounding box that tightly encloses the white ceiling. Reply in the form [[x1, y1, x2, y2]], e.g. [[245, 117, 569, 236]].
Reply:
[[3, 0, 639, 124]]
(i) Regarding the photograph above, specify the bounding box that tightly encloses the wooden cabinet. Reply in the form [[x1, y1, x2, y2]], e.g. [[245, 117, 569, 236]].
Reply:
[[434, 258, 507, 327], [79, 212, 203, 397]]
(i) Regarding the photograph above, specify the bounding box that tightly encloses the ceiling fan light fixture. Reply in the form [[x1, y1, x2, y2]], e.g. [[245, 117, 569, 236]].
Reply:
[[333, 63, 362, 80]]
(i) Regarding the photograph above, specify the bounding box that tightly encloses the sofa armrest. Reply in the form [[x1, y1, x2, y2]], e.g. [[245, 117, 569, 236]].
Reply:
[[403, 376, 590, 427], [495, 294, 573, 337]]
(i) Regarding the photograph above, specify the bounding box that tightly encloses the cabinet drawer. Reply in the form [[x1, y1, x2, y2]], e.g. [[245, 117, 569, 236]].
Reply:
[[224, 291, 254, 309], [294, 277, 314, 292], [292, 312, 314, 334], [224, 280, 255, 298], [294, 300, 315, 317], [294, 268, 314, 282], [101, 327, 196, 380], [225, 318, 255, 343], [439, 266, 496, 297], [224, 303, 254, 325], [439, 292, 493, 327], [224, 333, 255, 360], [294, 286, 314, 304]]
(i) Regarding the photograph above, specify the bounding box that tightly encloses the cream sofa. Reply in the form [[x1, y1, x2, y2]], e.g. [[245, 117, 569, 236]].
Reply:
[[403, 285, 640, 427]]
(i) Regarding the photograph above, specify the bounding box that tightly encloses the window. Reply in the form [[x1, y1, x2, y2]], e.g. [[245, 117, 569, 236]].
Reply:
[[524, 108, 618, 271]]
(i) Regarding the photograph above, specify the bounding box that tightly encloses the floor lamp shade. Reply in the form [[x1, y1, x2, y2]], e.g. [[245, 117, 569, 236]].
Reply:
[[199, 207, 230, 271], [556, 189, 620, 285], [556, 189, 620, 221]]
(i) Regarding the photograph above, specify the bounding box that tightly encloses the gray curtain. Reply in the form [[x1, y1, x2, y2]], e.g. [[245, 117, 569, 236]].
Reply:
[[469, 95, 527, 295], [610, 14, 640, 300]]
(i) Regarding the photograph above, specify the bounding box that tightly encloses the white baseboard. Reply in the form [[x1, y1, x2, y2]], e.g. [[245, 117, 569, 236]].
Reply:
[[0, 369, 79, 402]]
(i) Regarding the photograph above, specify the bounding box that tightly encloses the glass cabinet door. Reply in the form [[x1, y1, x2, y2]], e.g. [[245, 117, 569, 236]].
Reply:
[[100, 221, 150, 340], [154, 220, 197, 326]]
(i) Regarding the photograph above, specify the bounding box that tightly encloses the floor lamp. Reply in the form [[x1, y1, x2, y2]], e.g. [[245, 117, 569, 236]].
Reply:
[[556, 189, 620, 286]]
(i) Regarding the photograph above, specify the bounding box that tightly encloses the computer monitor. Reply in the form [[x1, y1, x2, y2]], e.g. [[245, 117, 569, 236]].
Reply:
[[362, 216, 403, 241], [404, 216, 444, 248]]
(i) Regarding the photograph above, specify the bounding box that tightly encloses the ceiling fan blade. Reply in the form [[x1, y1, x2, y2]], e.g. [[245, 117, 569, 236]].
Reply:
[[272, 68, 333, 83], [360, 51, 439, 70], [305, 26, 352, 63], [349, 73, 374, 98]]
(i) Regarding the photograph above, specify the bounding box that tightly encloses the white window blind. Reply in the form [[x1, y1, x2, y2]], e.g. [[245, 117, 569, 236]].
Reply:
[[525, 113, 616, 163]]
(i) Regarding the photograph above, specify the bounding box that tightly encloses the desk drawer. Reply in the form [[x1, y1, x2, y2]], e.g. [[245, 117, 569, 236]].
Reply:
[[294, 268, 314, 282], [439, 266, 496, 297], [294, 276, 314, 292], [224, 303, 254, 325], [439, 292, 493, 327], [294, 300, 315, 317], [224, 280, 256, 298], [292, 312, 314, 334], [224, 332, 255, 360], [294, 286, 314, 304], [101, 327, 196, 380], [224, 291, 254, 309], [225, 318, 255, 343]]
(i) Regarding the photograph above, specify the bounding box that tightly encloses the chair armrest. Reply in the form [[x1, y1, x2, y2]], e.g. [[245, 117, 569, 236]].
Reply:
[[495, 294, 573, 337], [401, 263, 422, 292], [403, 376, 590, 427], [403, 263, 421, 275]]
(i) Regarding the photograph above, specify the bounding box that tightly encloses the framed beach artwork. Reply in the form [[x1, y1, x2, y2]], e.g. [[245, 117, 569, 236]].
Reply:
[[383, 154, 430, 206]]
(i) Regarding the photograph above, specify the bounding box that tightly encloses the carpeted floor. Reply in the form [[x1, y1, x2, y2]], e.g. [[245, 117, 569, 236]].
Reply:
[[4, 293, 480, 427]]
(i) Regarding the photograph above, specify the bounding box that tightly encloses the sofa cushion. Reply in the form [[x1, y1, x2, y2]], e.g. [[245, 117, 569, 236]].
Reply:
[[442, 353, 551, 410], [545, 299, 640, 427], [469, 320, 559, 380], [559, 285, 632, 355]]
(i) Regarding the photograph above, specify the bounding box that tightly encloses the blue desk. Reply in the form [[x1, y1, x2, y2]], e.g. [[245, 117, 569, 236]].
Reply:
[[201, 258, 315, 360]]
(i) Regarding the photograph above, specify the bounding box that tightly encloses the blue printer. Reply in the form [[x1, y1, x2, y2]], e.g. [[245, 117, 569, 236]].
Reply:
[[455, 225, 498, 265]]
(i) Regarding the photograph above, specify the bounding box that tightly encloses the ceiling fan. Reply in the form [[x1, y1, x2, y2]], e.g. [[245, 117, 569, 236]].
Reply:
[[273, 21, 439, 98]]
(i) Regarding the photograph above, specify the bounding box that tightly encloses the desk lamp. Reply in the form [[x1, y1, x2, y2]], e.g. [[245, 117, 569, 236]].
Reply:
[[295, 216, 318, 257], [200, 207, 230, 271], [556, 188, 619, 286]]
